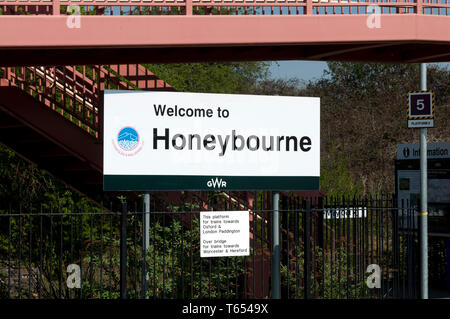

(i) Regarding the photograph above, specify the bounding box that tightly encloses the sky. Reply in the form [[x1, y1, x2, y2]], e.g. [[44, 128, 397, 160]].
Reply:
[[269, 61, 450, 82], [269, 61, 329, 82]]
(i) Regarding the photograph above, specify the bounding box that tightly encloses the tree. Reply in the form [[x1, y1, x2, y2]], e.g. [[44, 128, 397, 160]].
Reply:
[[302, 62, 450, 195], [250, 77, 304, 96], [145, 62, 271, 94], [249, 62, 450, 195]]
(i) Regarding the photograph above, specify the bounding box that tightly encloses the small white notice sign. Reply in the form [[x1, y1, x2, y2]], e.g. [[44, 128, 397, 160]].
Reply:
[[200, 211, 250, 258]]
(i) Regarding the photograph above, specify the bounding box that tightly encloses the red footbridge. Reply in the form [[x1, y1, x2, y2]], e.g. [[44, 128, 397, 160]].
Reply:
[[1, 0, 450, 65], [0, 2, 449, 200]]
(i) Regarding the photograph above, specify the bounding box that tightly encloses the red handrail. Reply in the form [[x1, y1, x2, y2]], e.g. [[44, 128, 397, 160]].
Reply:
[[0, 64, 174, 139]]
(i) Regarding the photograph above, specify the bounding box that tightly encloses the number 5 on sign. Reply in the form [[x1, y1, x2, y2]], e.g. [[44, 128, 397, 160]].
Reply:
[[416, 99, 425, 111]]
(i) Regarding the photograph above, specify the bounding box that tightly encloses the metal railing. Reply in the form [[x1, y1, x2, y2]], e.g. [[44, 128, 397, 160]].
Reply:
[[0, 0, 449, 16], [0, 193, 419, 299], [0, 65, 173, 139]]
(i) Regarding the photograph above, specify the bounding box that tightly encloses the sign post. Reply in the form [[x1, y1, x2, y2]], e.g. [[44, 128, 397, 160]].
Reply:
[[407, 64, 432, 299], [419, 63, 429, 299], [271, 191, 280, 299], [142, 192, 150, 298]]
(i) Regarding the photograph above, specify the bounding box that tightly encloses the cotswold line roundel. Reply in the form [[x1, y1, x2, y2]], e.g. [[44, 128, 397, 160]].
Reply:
[[117, 127, 139, 151]]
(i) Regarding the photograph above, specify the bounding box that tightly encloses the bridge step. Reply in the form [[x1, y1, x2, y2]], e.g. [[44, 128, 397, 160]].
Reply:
[[0, 64, 174, 202], [0, 85, 104, 200]]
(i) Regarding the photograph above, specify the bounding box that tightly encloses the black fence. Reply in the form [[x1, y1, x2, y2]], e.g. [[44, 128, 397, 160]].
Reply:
[[0, 192, 419, 299]]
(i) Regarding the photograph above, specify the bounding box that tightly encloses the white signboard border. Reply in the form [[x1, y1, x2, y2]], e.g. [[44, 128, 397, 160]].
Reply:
[[103, 91, 320, 191]]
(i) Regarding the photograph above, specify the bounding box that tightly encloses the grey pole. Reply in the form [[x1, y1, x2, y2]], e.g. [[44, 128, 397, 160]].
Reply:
[[142, 193, 150, 298], [271, 191, 280, 299], [419, 62, 428, 299], [120, 202, 127, 299], [303, 199, 311, 299]]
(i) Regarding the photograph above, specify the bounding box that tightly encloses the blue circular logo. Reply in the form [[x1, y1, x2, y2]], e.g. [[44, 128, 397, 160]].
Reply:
[[117, 127, 139, 151]]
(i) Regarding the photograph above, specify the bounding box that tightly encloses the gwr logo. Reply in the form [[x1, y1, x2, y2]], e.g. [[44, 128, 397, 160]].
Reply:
[[206, 178, 227, 189]]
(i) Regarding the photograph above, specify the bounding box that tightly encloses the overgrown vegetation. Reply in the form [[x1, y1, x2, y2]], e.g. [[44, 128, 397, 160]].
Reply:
[[145, 62, 271, 94], [281, 246, 369, 299], [0, 207, 248, 299], [303, 63, 450, 195]]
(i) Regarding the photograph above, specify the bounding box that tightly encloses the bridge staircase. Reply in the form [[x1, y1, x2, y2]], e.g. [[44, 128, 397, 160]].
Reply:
[[0, 64, 174, 201]]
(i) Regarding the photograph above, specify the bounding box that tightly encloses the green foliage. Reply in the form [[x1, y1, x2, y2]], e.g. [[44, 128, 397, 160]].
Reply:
[[102, 65, 140, 90], [143, 216, 246, 298], [320, 143, 363, 198], [0, 144, 51, 203], [281, 246, 368, 299], [251, 77, 304, 96], [71, 215, 247, 299], [0, 207, 115, 298], [301, 62, 450, 195], [145, 62, 271, 94], [325, 62, 419, 103]]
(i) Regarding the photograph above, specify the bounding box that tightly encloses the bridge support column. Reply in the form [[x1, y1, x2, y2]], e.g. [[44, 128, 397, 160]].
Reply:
[[271, 191, 280, 299]]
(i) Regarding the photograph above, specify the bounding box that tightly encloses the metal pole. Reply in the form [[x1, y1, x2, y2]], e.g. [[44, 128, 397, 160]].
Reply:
[[120, 201, 127, 299], [142, 193, 150, 299], [446, 238, 450, 293], [271, 191, 280, 299], [419, 62, 428, 299], [304, 199, 311, 299]]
